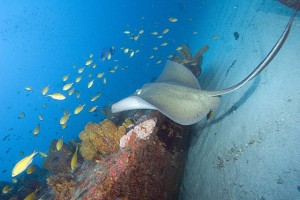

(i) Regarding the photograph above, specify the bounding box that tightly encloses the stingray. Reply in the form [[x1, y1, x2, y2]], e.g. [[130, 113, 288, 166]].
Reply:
[[111, 12, 296, 125]]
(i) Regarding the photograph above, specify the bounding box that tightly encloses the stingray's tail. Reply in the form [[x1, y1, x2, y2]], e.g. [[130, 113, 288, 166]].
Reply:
[[209, 9, 297, 97]]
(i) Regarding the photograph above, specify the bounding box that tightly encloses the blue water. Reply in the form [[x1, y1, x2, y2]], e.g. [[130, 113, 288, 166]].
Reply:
[[0, 0, 203, 183]]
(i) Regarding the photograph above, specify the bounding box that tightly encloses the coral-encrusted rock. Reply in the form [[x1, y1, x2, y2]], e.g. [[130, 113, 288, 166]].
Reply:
[[47, 173, 76, 199], [43, 139, 74, 174], [79, 119, 126, 161]]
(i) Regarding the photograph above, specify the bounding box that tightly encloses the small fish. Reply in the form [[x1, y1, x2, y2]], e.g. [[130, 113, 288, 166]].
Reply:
[[78, 67, 85, 73], [26, 165, 36, 174], [207, 110, 214, 120], [135, 50, 140, 53], [19, 112, 25, 119], [192, 31, 198, 35], [97, 73, 104, 78], [11, 178, 17, 183], [2, 185, 12, 194], [133, 35, 139, 41], [138, 30, 144, 35], [211, 34, 218, 40], [38, 152, 48, 158], [75, 91, 80, 98], [167, 54, 173, 59], [38, 114, 44, 121], [89, 53, 93, 58], [63, 74, 69, 81], [87, 79, 94, 88], [101, 47, 115, 60], [157, 35, 163, 39], [92, 63, 97, 68], [151, 31, 158, 35], [123, 30, 130, 34], [33, 124, 40, 136], [109, 69, 116, 73], [61, 123, 67, 129], [24, 188, 39, 200], [68, 88, 74, 96], [88, 73, 92, 78], [123, 48, 129, 53], [88, 105, 98, 112], [41, 85, 49, 95], [103, 77, 107, 84], [176, 46, 183, 51], [91, 93, 101, 101], [63, 83, 73, 91], [12, 151, 38, 177], [156, 60, 162, 64], [160, 42, 168, 46], [85, 59, 93, 66], [60, 114, 70, 125], [25, 86, 32, 91], [71, 146, 78, 171], [129, 51, 135, 58], [169, 17, 178, 22], [149, 55, 155, 59], [162, 28, 169, 34], [75, 76, 82, 83], [74, 104, 85, 114], [48, 93, 66, 100], [153, 47, 158, 50], [56, 137, 63, 151]]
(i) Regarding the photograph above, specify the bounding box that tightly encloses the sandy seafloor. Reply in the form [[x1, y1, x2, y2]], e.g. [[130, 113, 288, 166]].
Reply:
[[180, 0, 300, 199]]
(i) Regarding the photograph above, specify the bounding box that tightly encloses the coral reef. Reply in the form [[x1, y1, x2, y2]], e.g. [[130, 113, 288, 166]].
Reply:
[[45, 112, 191, 199], [46, 173, 76, 199], [171, 44, 209, 77], [43, 139, 74, 174], [79, 119, 126, 161]]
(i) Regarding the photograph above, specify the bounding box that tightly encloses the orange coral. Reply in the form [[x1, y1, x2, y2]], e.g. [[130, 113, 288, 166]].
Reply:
[[46, 173, 75, 199], [79, 119, 126, 161]]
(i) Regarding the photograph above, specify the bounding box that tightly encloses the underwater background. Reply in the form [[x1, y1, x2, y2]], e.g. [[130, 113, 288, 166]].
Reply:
[[1, 0, 300, 199]]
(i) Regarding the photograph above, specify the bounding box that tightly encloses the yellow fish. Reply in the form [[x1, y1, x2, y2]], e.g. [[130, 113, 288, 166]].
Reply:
[[129, 51, 134, 58], [68, 87, 74, 96], [92, 63, 97, 68], [103, 77, 107, 84], [75, 91, 80, 98], [124, 48, 129, 53], [87, 79, 94, 88], [60, 114, 70, 125], [63, 83, 73, 91], [151, 31, 158, 35], [12, 151, 38, 177], [25, 86, 32, 91], [11, 178, 17, 183], [71, 146, 78, 171], [19, 112, 25, 119], [78, 67, 85, 73], [138, 29, 144, 35], [169, 17, 178, 22], [133, 35, 139, 41], [76, 76, 82, 83], [33, 124, 40, 136], [74, 104, 85, 114], [88, 105, 98, 112], [162, 28, 169, 34], [63, 74, 69, 81], [107, 52, 112, 60], [153, 47, 158, 50], [109, 69, 116, 73], [56, 137, 63, 151], [48, 93, 66, 100], [24, 188, 39, 200], [123, 30, 130, 34], [2, 185, 12, 194], [176, 46, 183, 51], [38, 114, 43, 121], [88, 73, 93, 78], [149, 55, 155, 59], [26, 165, 36, 174], [157, 35, 163, 39], [89, 53, 93, 58], [85, 59, 93, 66], [160, 42, 168, 46], [38, 152, 48, 158], [211, 34, 218, 40], [91, 93, 101, 101], [97, 73, 104, 78], [167, 54, 173, 59], [156, 60, 162, 64], [41, 85, 49, 95]]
